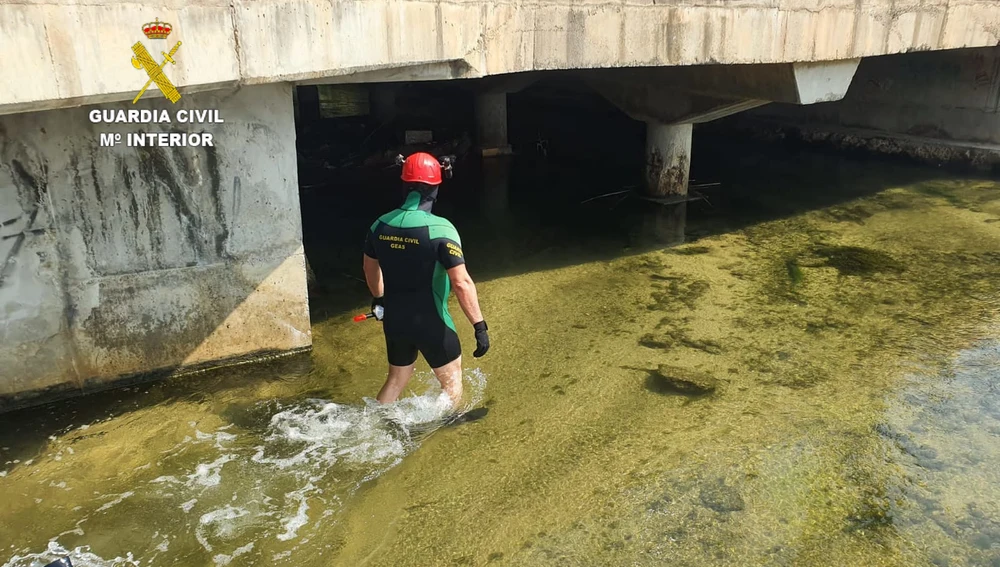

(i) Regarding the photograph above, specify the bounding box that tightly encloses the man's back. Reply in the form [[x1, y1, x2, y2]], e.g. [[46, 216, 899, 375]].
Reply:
[[362, 152, 490, 405], [364, 191, 465, 334]]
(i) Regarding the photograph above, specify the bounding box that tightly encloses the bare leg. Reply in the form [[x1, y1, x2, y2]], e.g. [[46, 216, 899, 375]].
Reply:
[[377, 363, 416, 404], [432, 356, 463, 407]]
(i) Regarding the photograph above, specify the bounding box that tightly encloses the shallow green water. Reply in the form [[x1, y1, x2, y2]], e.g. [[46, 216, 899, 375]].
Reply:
[[3, 149, 1000, 567]]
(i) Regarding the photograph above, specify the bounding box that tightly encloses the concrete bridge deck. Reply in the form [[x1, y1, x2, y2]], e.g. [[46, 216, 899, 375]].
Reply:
[[3, 0, 1000, 115]]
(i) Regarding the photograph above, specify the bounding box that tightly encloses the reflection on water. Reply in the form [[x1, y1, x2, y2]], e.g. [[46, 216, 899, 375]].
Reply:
[[2, 145, 1000, 566], [882, 340, 1000, 567]]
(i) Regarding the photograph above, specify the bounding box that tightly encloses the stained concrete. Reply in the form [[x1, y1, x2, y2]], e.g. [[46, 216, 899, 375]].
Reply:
[[0, 83, 310, 409], [645, 122, 692, 197], [3, 0, 1000, 115]]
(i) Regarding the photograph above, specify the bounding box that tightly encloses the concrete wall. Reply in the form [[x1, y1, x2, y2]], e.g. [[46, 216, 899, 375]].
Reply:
[[733, 47, 1000, 166], [0, 83, 311, 409], [4, 0, 1000, 115]]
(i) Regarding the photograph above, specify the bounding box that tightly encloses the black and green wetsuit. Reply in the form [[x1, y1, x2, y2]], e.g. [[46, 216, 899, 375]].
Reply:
[[363, 190, 466, 368]]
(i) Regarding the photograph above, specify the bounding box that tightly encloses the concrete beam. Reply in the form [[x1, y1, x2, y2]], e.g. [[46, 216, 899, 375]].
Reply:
[[476, 72, 545, 95], [589, 59, 858, 131], [587, 64, 801, 106], [296, 61, 477, 85], [684, 100, 771, 124], [587, 58, 860, 114], [792, 60, 863, 104], [3, 0, 1000, 115], [591, 78, 769, 125], [659, 61, 861, 104], [587, 81, 695, 124]]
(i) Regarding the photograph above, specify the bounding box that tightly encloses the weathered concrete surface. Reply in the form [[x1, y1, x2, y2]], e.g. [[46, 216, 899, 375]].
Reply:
[[4, 0, 1000, 115], [793, 59, 864, 104], [0, 83, 311, 408], [645, 122, 692, 197], [731, 46, 1000, 168]]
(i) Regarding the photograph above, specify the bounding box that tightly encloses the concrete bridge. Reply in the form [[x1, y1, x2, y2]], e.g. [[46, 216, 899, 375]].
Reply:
[[2, 0, 1000, 409], [5, 0, 1000, 112]]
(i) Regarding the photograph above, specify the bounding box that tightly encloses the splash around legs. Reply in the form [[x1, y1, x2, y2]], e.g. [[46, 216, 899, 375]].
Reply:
[[376, 356, 464, 408], [431, 356, 464, 407], [376, 363, 416, 404]]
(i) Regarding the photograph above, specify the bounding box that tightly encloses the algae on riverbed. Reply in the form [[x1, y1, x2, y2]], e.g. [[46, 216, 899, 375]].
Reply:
[[325, 163, 1000, 567]]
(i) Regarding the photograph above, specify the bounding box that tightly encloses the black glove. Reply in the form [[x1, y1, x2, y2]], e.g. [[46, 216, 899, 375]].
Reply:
[[371, 296, 384, 321], [472, 321, 490, 358]]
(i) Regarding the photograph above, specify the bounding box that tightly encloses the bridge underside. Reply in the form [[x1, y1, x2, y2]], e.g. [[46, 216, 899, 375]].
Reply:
[[584, 59, 862, 195]]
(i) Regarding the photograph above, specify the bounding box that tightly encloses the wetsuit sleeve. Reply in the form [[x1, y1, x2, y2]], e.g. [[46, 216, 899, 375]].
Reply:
[[364, 220, 379, 258], [429, 220, 465, 269], [436, 238, 465, 269]]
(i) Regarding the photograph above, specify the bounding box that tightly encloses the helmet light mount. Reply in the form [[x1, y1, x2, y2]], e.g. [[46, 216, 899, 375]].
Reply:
[[395, 153, 456, 181]]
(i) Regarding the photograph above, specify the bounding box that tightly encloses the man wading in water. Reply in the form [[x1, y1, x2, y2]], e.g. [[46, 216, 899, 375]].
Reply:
[[362, 152, 491, 407]]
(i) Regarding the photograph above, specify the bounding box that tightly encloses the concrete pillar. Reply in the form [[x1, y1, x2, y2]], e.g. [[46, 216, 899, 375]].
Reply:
[[481, 156, 511, 223], [296, 85, 321, 123], [639, 202, 687, 247], [370, 84, 398, 123], [0, 83, 311, 411], [645, 122, 692, 197], [476, 92, 512, 157]]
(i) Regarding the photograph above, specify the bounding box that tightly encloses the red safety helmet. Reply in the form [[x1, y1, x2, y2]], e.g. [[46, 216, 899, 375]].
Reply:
[[401, 152, 442, 185]]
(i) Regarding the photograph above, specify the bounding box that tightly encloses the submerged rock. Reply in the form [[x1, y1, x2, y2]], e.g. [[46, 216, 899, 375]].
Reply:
[[650, 365, 719, 395], [646, 492, 673, 513], [667, 245, 712, 256], [639, 330, 724, 355], [813, 245, 904, 276], [699, 480, 745, 513]]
